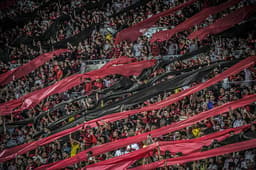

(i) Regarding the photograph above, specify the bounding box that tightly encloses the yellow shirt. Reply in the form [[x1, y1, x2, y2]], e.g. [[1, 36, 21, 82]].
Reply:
[[70, 143, 80, 157], [192, 128, 200, 137], [174, 88, 181, 94], [143, 144, 148, 148], [68, 116, 75, 122], [105, 34, 112, 41]]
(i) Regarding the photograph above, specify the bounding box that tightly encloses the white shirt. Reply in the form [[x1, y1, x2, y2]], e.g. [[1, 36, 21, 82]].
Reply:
[[114, 149, 128, 157], [222, 78, 230, 89], [133, 43, 143, 57], [126, 143, 139, 152], [208, 164, 218, 170], [233, 119, 243, 128], [245, 150, 255, 161], [168, 43, 178, 55]]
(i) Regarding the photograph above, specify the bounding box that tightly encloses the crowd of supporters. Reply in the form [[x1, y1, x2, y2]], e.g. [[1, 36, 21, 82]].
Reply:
[[0, 0, 256, 169]]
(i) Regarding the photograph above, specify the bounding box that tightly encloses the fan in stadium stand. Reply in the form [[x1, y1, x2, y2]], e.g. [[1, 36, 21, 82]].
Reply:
[[0, 0, 256, 169]]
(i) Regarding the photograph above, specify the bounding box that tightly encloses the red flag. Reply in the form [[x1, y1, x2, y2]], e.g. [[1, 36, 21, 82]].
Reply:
[[0, 58, 155, 115], [150, 0, 242, 43], [0, 49, 69, 86], [114, 0, 198, 44], [0, 56, 255, 163], [188, 5, 256, 40]]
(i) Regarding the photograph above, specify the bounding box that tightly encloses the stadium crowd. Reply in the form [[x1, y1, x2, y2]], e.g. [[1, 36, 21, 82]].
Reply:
[[0, 0, 256, 169]]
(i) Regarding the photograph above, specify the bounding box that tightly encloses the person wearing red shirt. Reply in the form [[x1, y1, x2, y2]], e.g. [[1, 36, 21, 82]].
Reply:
[[53, 64, 59, 73], [110, 131, 119, 142], [93, 79, 103, 90], [81, 127, 97, 149], [84, 78, 92, 95], [151, 42, 160, 57], [56, 68, 63, 80]]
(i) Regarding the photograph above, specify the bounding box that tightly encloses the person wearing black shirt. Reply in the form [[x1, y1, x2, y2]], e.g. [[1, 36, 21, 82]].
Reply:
[[242, 124, 256, 140], [219, 131, 242, 146]]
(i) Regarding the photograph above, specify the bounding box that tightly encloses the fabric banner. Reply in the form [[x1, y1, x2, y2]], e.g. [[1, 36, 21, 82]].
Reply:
[[50, 23, 100, 48], [48, 61, 224, 134], [10, 0, 111, 49], [41, 0, 148, 49], [170, 45, 210, 62], [85, 124, 251, 170], [5, 46, 209, 130], [13, 14, 71, 48], [44, 61, 232, 136], [0, 49, 69, 86], [0, 56, 254, 163], [219, 15, 256, 38], [188, 5, 256, 40], [114, 0, 198, 44], [41, 94, 256, 170], [131, 138, 256, 170], [150, 0, 242, 43], [0, 50, 211, 134], [0, 58, 155, 115]]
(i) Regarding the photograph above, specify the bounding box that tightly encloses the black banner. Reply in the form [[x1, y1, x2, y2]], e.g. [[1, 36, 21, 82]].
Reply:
[[0, 45, 211, 132], [217, 14, 256, 38], [11, 0, 113, 49], [12, 14, 71, 48], [48, 60, 238, 135]]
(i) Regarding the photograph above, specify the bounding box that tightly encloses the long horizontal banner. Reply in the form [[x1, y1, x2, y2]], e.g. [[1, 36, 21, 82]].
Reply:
[[85, 124, 251, 170], [13, 0, 112, 49], [0, 49, 69, 86], [0, 50, 214, 135], [54, 61, 224, 134], [114, 0, 198, 44], [188, 5, 256, 40], [47, 0, 148, 49], [0, 57, 155, 115], [32, 60, 236, 138], [13, 14, 70, 48], [0, 56, 254, 163], [150, 0, 242, 43], [0, 46, 209, 131], [131, 138, 256, 170], [43, 94, 256, 170]]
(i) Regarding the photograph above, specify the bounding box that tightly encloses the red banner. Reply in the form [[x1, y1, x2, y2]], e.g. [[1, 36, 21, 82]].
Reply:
[[0, 49, 69, 86], [42, 94, 256, 170], [85, 124, 251, 170], [0, 58, 155, 115], [150, 0, 242, 43], [114, 0, 198, 44], [132, 138, 256, 170], [188, 5, 256, 40], [0, 56, 255, 163]]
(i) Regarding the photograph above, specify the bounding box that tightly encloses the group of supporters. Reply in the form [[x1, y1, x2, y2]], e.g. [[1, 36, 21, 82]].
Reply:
[[0, 0, 256, 170]]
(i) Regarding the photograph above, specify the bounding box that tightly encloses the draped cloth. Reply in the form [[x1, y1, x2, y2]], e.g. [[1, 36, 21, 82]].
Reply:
[[39, 94, 256, 170], [131, 138, 256, 170], [114, 0, 198, 44], [188, 5, 256, 40], [150, 0, 242, 43], [0, 49, 69, 86], [0, 56, 255, 163], [85, 124, 251, 170], [0, 57, 155, 115]]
